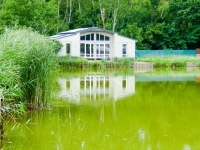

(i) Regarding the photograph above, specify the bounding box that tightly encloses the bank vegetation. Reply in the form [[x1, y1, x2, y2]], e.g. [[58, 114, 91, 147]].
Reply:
[[0, 28, 59, 115], [58, 55, 200, 69]]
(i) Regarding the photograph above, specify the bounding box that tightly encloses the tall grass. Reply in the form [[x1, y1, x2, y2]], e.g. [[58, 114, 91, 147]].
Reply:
[[0, 28, 58, 109], [58, 55, 200, 68], [136, 55, 200, 67], [58, 56, 135, 69], [0, 60, 22, 101]]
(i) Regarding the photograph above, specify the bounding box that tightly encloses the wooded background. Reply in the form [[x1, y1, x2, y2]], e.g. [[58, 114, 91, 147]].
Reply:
[[0, 0, 200, 50]]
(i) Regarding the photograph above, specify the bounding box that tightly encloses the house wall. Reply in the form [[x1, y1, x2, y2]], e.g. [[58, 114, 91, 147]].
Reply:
[[56, 31, 136, 59], [113, 34, 136, 58], [57, 34, 80, 57]]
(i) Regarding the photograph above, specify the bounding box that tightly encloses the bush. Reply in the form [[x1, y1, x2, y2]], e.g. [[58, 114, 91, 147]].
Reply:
[[0, 28, 58, 109], [136, 55, 200, 68]]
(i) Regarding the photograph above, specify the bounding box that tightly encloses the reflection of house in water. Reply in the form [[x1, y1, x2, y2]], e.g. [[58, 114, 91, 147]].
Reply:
[[57, 75, 135, 103]]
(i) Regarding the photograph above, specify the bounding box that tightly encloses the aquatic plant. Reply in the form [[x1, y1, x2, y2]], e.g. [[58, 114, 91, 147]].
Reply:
[[58, 56, 136, 69], [58, 55, 88, 68], [58, 53, 200, 69], [0, 59, 22, 102], [0, 28, 58, 109]]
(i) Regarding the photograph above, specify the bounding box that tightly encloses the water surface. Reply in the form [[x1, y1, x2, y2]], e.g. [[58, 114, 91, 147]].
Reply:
[[2, 68, 200, 150]]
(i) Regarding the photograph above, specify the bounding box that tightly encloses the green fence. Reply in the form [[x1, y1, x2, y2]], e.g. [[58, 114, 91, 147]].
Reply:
[[136, 50, 196, 57]]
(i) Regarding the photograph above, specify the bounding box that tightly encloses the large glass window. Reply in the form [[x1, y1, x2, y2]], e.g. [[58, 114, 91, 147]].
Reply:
[[80, 33, 110, 59], [100, 44, 104, 57], [81, 33, 109, 41], [86, 44, 90, 57], [80, 33, 95, 41], [86, 34, 90, 41], [66, 43, 70, 54], [105, 36, 109, 41], [80, 36, 85, 40], [96, 34, 110, 41], [122, 44, 127, 57], [96, 33, 99, 41], [91, 33, 94, 40], [80, 43, 94, 58], [80, 43, 85, 56], [100, 34, 104, 41], [105, 44, 110, 58], [96, 44, 110, 58]]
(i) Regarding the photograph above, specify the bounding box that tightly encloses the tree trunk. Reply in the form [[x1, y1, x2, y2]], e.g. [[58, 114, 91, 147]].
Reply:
[[112, 0, 119, 32], [69, 0, 72, 23], [78, 0, 81, 12], [57, 0, 62, 33], [63, 0, 68, 23], [1, 0, 5, 10], [112, 8, 118, 32], [99, 0, 105, 29]]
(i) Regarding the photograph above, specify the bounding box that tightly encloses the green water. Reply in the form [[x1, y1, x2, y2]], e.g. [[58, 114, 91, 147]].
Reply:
[[2, 69, 200, 150]]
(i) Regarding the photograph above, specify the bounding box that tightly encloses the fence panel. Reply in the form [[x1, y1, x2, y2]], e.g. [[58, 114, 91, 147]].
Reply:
[[136, 50, 196, 57]]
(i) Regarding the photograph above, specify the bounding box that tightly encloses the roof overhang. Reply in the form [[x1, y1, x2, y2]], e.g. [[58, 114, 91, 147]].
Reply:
[[50, 27, 137, 41]]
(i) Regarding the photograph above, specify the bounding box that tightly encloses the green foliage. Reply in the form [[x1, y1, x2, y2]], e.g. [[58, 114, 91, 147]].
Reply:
[[58, 55, 200, 69], [58, 56, 136, 69], [136, 55, 200, 68], [58, 56, 89, 68], [53, 40, 63, 54], [0, 0, 200, 49], [0, 0, 63, 35], [0, 61, 22, 101], [1, 101, 26, 117], [120, 24, 146, 49], [0, 28, 58, 109]]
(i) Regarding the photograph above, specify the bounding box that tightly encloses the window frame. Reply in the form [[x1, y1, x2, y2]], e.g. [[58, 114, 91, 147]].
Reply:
[[66, 43, 71, 55], [122, 43, 127, 57]]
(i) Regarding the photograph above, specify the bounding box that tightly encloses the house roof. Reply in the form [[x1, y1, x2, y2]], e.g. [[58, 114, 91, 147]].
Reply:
[[50, 27, 137, 41]]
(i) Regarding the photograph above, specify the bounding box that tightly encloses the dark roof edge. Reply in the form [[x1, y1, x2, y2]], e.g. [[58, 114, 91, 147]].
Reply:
[[53, 27, 137, 41], [82, 27, 115, 34]]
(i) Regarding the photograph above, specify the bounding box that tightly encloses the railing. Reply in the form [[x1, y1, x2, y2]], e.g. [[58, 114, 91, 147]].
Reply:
[[136, 50, 196, 57]]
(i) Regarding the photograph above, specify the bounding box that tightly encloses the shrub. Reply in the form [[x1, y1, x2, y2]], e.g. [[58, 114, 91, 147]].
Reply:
[[0, 28, 58, 109]]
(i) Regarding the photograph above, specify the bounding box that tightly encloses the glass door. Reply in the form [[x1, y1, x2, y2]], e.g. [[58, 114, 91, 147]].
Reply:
[[96, 44, 110, 59], [80, 43, 94, 58]]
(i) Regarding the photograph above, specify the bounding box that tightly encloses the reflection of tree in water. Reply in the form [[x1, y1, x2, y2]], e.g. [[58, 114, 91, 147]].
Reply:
[[100, 105, 104, 122]]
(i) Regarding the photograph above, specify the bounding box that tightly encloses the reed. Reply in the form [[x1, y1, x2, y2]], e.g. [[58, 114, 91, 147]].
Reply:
[[0, 28, 58, 109], [58, 55, 200, 69], [58, 56, 136, 69], [0, 59, 22, 102]]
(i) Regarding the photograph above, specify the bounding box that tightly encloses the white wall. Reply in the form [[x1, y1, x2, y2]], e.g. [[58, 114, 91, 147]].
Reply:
[[57, 34, 80, 57], [56, 31, 136, 58], [113, 34, 136, 58]]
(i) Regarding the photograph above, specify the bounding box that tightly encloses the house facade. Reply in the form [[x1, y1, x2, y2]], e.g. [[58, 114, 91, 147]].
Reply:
[[51, 27, 137, 59]]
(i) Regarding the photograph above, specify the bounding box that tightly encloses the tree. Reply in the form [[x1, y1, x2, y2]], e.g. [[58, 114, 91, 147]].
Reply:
[[0, 0, 62, 35]]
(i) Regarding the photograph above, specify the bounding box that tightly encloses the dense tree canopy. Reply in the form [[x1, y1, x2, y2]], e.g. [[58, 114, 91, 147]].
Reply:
[[0, 0, 199, 49]]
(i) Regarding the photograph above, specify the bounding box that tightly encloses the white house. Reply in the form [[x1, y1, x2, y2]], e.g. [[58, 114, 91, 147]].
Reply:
[[51, 27, 137, 60]]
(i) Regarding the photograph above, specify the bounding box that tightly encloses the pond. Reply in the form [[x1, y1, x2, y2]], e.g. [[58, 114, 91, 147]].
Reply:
[[2, 68, 200, 150]]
